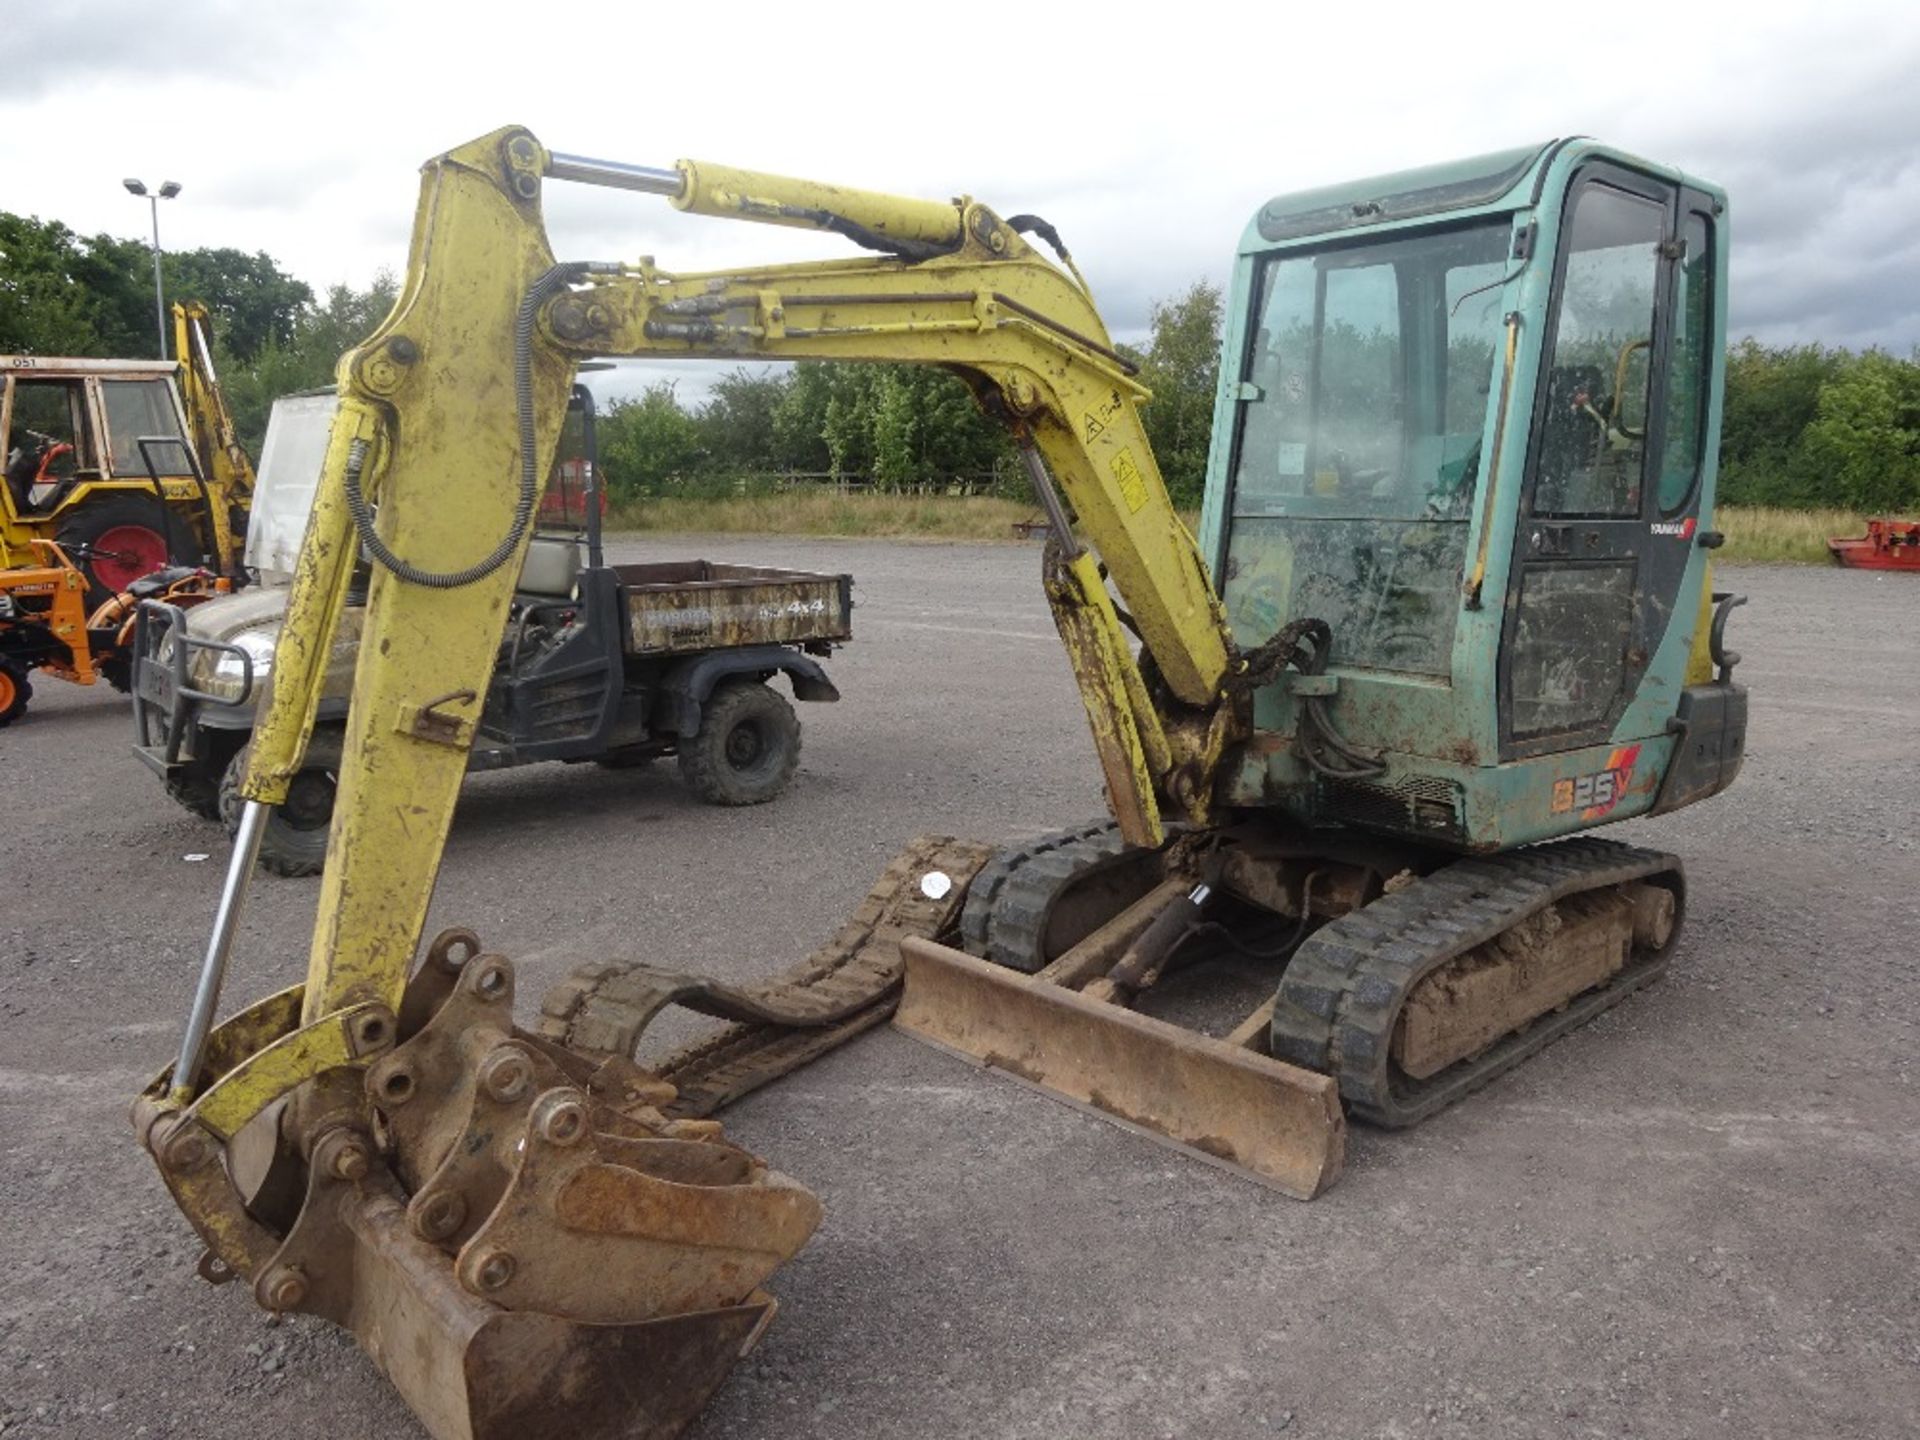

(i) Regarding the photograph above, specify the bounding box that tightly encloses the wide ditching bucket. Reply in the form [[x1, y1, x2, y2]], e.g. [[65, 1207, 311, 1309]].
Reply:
[[895, 936, 1346, 1199]]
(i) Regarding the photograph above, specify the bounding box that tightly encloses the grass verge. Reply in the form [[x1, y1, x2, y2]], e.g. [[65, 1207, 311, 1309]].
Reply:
[[608, 492, 1040, 541], [607, 493, 1863, 566], [1717, 505, 1860, 565]]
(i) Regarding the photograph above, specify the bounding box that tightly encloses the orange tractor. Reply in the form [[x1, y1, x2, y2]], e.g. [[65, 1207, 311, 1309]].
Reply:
[[0, 538, 230, 725], [1, 301, 255, 723]]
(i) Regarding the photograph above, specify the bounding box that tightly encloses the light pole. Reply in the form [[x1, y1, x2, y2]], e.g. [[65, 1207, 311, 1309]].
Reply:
[[123, 178, 182, 359]]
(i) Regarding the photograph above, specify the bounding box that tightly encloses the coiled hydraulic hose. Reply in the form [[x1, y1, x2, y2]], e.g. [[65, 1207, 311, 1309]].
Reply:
[[344, 261, 593, 588]]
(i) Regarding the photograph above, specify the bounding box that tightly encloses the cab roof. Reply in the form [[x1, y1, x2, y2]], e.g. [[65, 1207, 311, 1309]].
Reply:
[[2, 357, 179, 377], [1246, 138, 1723, 251], [1253, 141, 1554, 247]]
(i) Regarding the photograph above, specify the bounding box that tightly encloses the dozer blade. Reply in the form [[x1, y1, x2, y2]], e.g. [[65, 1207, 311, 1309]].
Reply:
[[895, 937, 1345, 1199]]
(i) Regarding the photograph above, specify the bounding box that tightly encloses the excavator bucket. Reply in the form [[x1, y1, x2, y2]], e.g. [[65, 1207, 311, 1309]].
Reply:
[[134, 838, 998, 1440], [132, 938, 824, 1440], [895, 938, 1346, 1199]]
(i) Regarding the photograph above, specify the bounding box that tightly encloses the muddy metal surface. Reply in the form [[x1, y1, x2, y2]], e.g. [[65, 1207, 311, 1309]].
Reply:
[[2, 539, 1915, 1440]]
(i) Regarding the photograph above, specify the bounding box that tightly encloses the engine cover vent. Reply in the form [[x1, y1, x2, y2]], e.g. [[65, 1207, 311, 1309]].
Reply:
[[1319, 772, 1466, 841]]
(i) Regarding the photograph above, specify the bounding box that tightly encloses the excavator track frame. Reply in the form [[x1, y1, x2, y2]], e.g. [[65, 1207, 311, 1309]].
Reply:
[[1271, 836, 1684, 1127], [537, 835, 997, 1113], [959, 819, 1161, 973]]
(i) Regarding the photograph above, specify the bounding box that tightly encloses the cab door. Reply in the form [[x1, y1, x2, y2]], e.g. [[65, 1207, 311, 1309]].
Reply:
[[1498, 162, 1717, 759]]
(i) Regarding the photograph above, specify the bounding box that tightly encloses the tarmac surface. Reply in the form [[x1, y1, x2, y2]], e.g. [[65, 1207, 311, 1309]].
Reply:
[[2, 537, 1915, 1439]]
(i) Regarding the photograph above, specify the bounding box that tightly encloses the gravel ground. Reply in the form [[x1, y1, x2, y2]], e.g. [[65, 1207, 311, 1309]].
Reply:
[[1, 539, 1914, 1440]]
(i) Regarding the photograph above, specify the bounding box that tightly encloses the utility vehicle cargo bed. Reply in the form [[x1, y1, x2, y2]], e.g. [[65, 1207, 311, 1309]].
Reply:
[[615, 561, 853, 655]]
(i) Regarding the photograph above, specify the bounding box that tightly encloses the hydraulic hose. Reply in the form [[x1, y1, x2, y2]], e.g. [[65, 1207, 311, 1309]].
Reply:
[[1234, 617, 1388, 781], [344, 261, 592, 588]]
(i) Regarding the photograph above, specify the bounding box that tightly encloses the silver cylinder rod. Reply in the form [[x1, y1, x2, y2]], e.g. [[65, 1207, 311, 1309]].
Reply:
[[170, 798, 271, 1100], [545, 151, 685, 197], [1018, 443, 1080, 556]]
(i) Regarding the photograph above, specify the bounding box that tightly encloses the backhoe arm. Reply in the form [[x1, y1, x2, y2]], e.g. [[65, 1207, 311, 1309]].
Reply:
[[173, 301, 255, 572], [261, 125, 1249, 1036]]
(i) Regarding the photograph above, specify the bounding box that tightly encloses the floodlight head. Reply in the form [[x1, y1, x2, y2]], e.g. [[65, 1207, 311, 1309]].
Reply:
[[123, 178, 148, 196], [158, 181, 182, 199]]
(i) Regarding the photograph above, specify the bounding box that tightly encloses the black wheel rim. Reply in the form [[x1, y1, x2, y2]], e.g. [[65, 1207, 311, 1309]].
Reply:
[[281, 770, 336, 830], [724, 719, 766, 770]]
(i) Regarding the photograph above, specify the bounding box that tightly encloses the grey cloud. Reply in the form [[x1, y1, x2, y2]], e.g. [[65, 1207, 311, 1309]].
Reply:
[[7, 0, 349, 103]]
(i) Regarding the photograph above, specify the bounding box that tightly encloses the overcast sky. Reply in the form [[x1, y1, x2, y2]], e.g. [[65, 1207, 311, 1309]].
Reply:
[[9, 0, 1918, 402]]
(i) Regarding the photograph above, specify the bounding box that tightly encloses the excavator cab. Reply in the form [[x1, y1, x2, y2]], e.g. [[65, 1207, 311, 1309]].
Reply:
[[1203, 141, 1742, 847]]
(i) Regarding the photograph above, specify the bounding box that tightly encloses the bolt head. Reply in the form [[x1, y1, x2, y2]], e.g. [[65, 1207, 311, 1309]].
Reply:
[[331, 1141, 371, 1182], [479, 1051, 532, 1104], [165, 1129, 211, 1172], [414, 1191, 467, 1242], [476, 1250, 516, 1291], [263, 1267, 308, 1311]]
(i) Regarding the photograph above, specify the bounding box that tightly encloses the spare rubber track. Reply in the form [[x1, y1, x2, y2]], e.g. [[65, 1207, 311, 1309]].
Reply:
[[1269, 836, 1684, 1129], [958, 819, 1127, 972], [537, 835, 995, 1119]]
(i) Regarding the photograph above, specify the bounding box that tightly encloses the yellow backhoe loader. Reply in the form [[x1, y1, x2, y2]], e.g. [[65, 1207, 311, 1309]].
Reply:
[[133, 128, 1742, 1439], [3, 302, 255, 604]]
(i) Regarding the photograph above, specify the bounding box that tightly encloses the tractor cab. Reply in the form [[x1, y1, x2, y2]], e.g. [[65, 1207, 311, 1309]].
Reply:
[[1, 356, 220, 595], [1202, 139, 1741, 852]]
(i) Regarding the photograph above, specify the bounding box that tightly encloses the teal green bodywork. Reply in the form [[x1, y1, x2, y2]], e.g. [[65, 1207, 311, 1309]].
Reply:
[[1196, 140, 1732, 852]]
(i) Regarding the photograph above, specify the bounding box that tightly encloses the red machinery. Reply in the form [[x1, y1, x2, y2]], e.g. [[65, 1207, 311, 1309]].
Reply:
[[1828, 517, 1920, 572]]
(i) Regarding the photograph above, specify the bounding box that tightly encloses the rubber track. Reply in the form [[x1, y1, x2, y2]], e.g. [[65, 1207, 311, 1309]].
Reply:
[[958, 819, 1125, 972], [1269, 836, 1684, 1129], [536, 835, 995, 1119]]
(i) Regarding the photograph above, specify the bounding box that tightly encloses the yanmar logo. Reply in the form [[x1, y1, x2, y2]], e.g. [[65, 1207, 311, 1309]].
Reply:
[[1551, 744, 1641, 820], [1651, 517, 1697, 539]]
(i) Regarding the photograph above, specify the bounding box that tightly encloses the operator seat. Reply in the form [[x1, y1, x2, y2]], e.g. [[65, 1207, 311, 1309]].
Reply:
[[517, 534, 583, 598]]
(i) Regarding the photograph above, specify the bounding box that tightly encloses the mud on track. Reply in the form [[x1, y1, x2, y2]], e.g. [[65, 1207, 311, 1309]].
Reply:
[[2, 539, 1914, 1439]]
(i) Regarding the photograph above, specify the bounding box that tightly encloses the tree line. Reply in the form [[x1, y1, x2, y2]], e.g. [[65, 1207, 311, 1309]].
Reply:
[[3, 206, 1914, 513]]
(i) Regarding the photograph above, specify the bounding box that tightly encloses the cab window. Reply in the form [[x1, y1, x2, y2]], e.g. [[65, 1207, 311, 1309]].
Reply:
[[1657, 212, 1714, 513], [1533, 183, 1664, 518], [101, 378, 190, 477]]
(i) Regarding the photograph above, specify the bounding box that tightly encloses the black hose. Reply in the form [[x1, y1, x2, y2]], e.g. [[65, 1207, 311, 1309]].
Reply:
[[1232, 617, 1387, 780], [345, 261, 590, 589]]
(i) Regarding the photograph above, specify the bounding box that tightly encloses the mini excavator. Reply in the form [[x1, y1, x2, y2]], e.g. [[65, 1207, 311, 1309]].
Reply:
[[133, 129, 1745, 1439]]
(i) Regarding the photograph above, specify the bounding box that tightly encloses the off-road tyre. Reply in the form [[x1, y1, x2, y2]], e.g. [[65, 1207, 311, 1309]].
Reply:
[[677, 679, 799, 806], [219, 728, 345, 877], [55, 494, 181, 609], [0, 660, 30, 727], [166, 766, 223, 822]]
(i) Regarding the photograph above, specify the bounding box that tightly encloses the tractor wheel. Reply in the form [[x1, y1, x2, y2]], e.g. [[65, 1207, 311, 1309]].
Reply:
[[97, 652, 135, 693], [0, 660, 30, 727], [57, 495, 179, 608], [677, 678, 800, 806], [219, 729, 344, 878]]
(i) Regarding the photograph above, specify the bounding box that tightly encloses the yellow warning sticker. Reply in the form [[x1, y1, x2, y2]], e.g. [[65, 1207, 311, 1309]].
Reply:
[[1111, 447, 1149, 514], [1082, 390, 1124, 443]]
